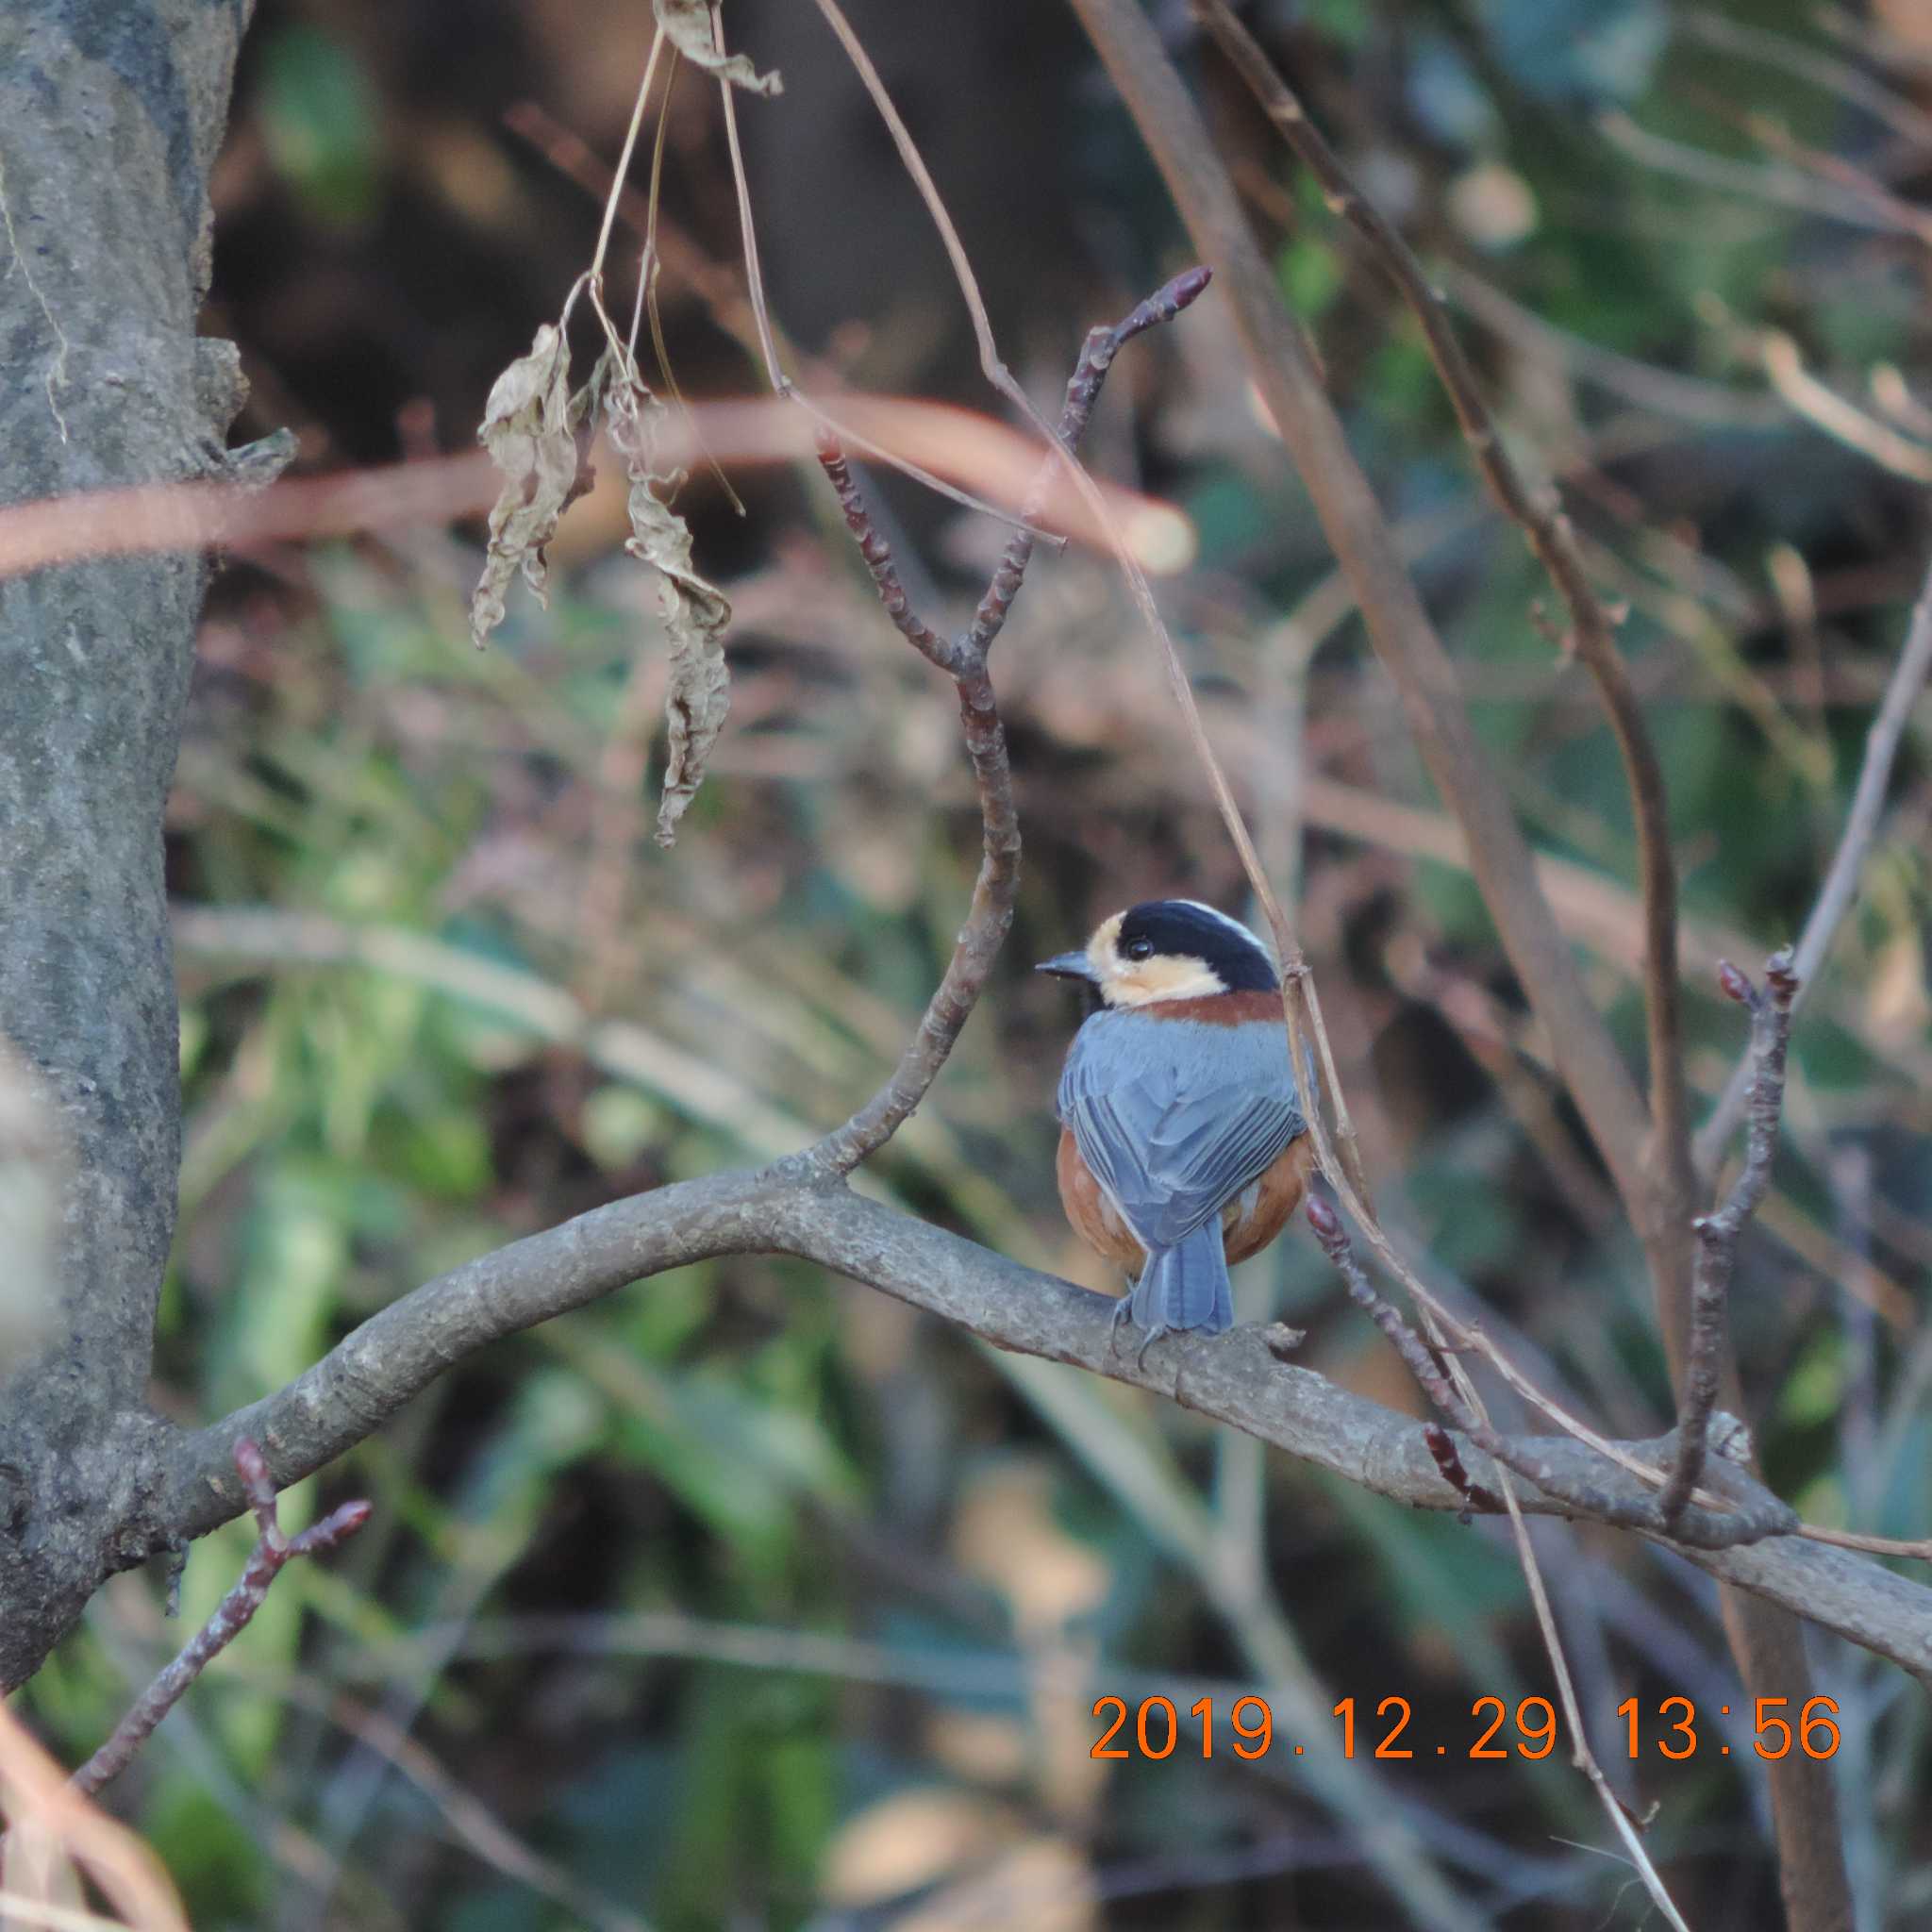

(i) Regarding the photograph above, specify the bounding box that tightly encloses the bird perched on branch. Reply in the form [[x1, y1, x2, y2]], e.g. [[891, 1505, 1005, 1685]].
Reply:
[[1039, 901, 1315, 1361]]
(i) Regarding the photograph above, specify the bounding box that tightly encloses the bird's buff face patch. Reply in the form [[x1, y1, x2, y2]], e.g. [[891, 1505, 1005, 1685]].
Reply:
[[1085, 913, 1228, 1008]]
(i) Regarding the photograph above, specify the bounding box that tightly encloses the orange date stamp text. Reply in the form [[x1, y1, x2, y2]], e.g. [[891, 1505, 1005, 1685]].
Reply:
[[1090, 1694, 1841, 1762]]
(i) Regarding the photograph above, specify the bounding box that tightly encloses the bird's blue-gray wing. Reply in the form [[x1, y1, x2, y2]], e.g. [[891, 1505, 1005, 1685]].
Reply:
[[1058, 1016, 1305, 1251]]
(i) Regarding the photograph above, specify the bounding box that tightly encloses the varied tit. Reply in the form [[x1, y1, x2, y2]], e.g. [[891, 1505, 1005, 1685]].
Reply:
[[1038, 900, 1315, 1361]]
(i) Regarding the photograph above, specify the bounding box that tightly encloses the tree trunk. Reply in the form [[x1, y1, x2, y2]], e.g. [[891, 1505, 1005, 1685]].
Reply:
[[0, 0, 263, 1689]]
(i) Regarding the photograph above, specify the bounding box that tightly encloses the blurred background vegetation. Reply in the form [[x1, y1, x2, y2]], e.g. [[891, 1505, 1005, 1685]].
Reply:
[[22, 0, 1932, 1924]]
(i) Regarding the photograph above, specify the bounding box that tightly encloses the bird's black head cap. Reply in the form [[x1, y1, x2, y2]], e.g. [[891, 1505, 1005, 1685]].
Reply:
[[1117, 900, 1279, 991]]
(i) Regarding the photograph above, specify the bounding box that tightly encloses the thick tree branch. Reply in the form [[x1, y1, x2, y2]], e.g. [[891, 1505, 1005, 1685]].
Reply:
[[144, 1174, 1932, 1679], [0, 0, 278, 1693], [154, 1168, 789, 1543]]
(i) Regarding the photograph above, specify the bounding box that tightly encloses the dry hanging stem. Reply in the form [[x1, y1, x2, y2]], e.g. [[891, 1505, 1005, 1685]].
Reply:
[[467, 10, 779, 843]]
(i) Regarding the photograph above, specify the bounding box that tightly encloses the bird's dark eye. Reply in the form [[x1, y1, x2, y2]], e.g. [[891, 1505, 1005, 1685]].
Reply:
[[1124, 937, 1155, 962]]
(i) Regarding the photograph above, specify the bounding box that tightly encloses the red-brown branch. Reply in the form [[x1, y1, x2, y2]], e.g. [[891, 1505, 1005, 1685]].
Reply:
[[69, 1439, 370, 1799], [1659, 954, 1799, 1525], [800, 271, 1209, 1175]]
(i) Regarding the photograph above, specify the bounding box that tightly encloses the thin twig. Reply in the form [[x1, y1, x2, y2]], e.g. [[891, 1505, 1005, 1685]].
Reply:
[[1305, 1196, 1692, 1928], [634, 52, 742, 515], [1686, 91, 1932, 252], [588, 26, 666, 288], [794, 617, 1015, 1180], [1677, 8, 1932, 150], [1757, 332, 1932, 482], [1798, 1523, 1932, 1562], [800, 272, 1209, 1175], [812, 435, 956, 673], [1659, 955, 1799, 1526], [70, 1440, 370, 1799], [1598, 108, 1918, 234], [1314, 1000, 1733, 1919], [1423, 1424, 1505, 1521], [1483, 1475, 1688, 1932], [1306, 1151, 1715, 1924], [708, 3, 1046, 539], [506, 92, 771, 378], [963, 267, 1209, 657], [710, 5, 782, 391], [1303, 1196, 1791, 1549], [1195, 0, 1694, 1325], [1695, 558, 1932, 1174], [1066, 0, 1724, 1524]]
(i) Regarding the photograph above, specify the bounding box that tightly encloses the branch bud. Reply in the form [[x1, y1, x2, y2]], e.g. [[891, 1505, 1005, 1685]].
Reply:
[[1715, 960, 1754, 1006], [1165, 264, 1212, 311]]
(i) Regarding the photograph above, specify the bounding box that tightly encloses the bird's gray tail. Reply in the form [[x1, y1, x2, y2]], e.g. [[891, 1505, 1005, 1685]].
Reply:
[[1131, 1224, 1233, 1335]]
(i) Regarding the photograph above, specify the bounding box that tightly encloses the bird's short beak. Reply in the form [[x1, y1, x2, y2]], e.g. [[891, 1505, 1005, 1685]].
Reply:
[[1036, 950, 1099, 983]]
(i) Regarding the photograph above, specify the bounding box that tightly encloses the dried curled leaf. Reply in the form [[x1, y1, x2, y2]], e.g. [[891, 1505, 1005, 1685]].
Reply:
[[654, 0, 783, 95], [470, 323, 600, 648], [604, 359, 732, 846]]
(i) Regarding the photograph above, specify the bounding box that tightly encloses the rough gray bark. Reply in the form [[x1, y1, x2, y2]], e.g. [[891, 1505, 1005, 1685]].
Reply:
[[0, 0, 266, 1690]]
